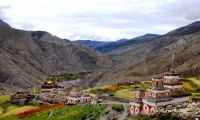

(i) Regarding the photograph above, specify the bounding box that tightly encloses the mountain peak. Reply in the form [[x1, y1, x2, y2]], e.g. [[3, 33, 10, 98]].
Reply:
[[0, 19, 11, 28]]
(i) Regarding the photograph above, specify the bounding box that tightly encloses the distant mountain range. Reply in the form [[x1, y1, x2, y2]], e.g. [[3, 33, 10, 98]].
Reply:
[[72, 34, 160, 53], [72, 40, 111, 49], [83, 21, 200, 88], [0, 20, 113, 95], [95, 34, 160, 54]]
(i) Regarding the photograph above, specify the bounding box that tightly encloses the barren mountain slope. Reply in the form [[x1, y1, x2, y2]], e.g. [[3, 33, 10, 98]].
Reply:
[[0, 25, 112, 94], [83, 30, 200, 88], [101, 22, 200, 62]]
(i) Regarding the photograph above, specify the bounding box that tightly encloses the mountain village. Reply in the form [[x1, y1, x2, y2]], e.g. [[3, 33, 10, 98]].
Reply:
[[1, 3, 200, 119], [0, 67, 197, 120]]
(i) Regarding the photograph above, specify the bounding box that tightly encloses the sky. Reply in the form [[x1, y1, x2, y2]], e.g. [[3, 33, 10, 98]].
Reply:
[[0, 0, 200, 41]]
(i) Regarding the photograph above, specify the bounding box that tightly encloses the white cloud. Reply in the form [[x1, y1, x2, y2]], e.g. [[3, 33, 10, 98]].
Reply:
[[0, 0, 200, 41], [0, 5, 11, 20]]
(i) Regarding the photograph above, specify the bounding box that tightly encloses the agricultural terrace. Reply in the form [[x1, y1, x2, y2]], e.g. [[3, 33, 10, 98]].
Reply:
[[188, 77, 200, 87], [0, 95, 38, 118], [0, 104, 107, 120], [48, 72, 88, 82], [0, 95, 10, 105], [180, 78, 200, 100], [180, 78, 200, 93], [88, 82, 151, 100], [87, 78, 200, 101], [24, 104, 107, 120], [0, 106, 38, 118]]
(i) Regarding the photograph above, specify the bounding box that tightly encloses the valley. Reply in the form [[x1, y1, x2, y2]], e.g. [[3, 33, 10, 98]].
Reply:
[[1, 19, 200, 120]]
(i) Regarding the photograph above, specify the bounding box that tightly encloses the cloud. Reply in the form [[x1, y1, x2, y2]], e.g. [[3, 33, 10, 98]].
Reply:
[[68, 33, 112, 41], [18, 22, 35, 30], [0, 5, 11, 20], [0, 0, 200, 41]]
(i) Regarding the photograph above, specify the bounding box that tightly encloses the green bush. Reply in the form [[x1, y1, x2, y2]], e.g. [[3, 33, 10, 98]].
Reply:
[[112, 104, 124, 112]]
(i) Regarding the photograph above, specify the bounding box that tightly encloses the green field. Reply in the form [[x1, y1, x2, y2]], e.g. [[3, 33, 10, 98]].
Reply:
[[48, 72, 88, 82], [180, 78, 200, 93], [0, 105, 38, 118], [188, 77, 200, 87], [87, 84, 137, 100], [114, 89, 135, 100], [0, 95, 38, 119], [0, 95, 10, 105], [0, 104, 107, 120]]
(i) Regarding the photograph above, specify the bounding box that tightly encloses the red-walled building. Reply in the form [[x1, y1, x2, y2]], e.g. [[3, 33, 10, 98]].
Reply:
[[130, 70, 190, 115], [41, 80, 58, 93]]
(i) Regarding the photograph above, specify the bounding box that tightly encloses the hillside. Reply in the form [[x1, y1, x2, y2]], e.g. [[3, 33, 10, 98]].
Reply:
[[83, 22, 200, 88], [98, 22, 200, 62], [73, 40, 111, 49], [0, 19, 11, 28], [29, 31, 70, 45], [0, 23, 113, 95]]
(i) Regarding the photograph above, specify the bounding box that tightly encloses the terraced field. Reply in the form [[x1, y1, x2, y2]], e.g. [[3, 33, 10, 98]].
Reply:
[[0, 106, 38, 118], [188, 78, 200, 87], [180, 78, 200, 93], [0, 95, 10, 105], [114, 89, 135, 100], [0, 95, 38, 119]]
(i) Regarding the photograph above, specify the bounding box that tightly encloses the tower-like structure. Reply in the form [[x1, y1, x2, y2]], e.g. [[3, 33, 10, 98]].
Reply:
[[129, 72, 190, 115], [142, 78, 171, 115], [163, 69, 182, 92], [130, 88, 145, 115]]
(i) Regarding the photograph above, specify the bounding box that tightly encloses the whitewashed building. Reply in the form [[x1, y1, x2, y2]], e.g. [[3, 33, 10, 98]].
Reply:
[[130, 70, 190, 115], [67, 85, 91, 104]]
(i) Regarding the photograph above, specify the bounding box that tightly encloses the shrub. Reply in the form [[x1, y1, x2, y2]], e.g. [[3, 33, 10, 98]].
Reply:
[[112, 104, 124, 112]]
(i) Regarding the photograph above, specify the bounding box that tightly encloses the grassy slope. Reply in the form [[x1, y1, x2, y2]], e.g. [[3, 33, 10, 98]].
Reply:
[[0, 95, 38, 118], [114, 89, 134, 100], [24, 104, 107, 120], [0, 95, 10, 105], [0, 106, 38, 117], [0, 104, 107, 120], [188, 77, 200, 87], [180, 78, 200, 92]]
